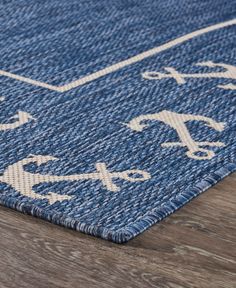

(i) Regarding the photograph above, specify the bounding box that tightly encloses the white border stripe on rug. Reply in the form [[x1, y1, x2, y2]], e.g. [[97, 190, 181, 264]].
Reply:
[[0, 18, 235, 92]]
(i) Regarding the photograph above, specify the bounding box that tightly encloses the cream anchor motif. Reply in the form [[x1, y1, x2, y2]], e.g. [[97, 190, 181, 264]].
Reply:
[[0, 97, 35, 131], [142, 61, 236, 90], [125, 110, 226, 160], [0, 155, 151, 204]]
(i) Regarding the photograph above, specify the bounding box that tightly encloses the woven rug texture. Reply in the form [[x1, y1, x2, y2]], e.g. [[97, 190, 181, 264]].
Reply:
[[0, 0, 235, 242]]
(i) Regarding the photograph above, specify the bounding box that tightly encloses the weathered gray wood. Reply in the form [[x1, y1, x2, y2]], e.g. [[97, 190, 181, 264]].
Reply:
[[0, 173, 235, 288]]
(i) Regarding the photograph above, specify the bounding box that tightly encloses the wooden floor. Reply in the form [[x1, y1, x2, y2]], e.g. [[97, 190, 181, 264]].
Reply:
[[0, 173, 235, 288]]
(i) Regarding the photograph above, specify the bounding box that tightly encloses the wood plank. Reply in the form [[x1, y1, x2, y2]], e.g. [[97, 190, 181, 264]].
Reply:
[[0, 173, 235, 288]]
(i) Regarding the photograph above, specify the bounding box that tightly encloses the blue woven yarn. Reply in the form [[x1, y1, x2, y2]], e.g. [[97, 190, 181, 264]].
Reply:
[[0, 0, 235, 242]]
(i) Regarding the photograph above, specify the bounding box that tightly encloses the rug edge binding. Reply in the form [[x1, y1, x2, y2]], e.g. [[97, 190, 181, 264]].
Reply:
[[0, 160, 235, 244]]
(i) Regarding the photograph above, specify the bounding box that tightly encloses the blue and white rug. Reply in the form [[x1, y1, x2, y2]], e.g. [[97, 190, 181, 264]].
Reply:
[[0, 0, 235, 243]]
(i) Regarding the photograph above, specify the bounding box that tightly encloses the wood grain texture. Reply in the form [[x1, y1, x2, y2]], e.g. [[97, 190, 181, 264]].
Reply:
[[0, 173, 235, 288]]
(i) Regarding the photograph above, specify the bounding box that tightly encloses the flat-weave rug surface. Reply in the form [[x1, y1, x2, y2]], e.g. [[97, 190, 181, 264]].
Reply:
[[0, 0, 235, 243]]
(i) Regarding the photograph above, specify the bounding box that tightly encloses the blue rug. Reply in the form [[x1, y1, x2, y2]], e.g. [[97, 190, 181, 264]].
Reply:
[[0, 1, 235, 243]]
